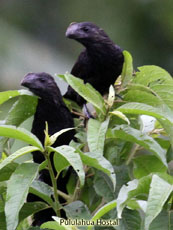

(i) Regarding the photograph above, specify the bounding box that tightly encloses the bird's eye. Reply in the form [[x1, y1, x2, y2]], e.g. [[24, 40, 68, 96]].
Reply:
[[39, 78, 45, 83], [82, 27, 89, 32]]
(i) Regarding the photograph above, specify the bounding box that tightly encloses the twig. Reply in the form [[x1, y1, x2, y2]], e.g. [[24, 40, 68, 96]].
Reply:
[[72, 179, 81, 201], [57, 190, 71, 202], [126, 143, 139, 165], [43, 150, 60, 216], [92, 198, 105, 216], [72, 110, 87, 118]]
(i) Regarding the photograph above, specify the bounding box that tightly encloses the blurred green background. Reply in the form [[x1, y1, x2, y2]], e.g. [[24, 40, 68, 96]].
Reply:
[[0, 0, 172, 92]]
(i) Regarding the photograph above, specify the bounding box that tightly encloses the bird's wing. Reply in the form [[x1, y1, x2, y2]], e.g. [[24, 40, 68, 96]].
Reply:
[[71, 49, 89, 80]]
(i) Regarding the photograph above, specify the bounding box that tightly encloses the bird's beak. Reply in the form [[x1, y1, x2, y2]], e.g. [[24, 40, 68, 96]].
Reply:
[[20, 78, 27, 87], [65, 23, 79, 39], [21, 73, 34, 87]]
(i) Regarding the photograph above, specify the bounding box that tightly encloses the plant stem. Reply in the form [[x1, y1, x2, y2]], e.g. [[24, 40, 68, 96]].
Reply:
[[126, 143, 139, 165], [43, 150, 60, 216], [72, 179, 81, 201], [170, 192, 173, 210], [92, 198, 105, 216], [57, 190, 71, 201], [72, 110, 87, 118]]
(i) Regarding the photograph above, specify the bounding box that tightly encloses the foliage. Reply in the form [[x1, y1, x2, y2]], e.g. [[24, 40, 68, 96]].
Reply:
[[0, 51, 173, 230]]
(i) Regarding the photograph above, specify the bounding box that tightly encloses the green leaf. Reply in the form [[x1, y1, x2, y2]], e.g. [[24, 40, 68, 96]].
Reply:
[[117, 102, 173, 149], [64, 201, 91, 220], [149, 210, 169, 230], [0, 95, 38, 152], [91, 199, 117, 221], [39, 160, 48, 171], [117, 102, 173, 123], [0, 216, 6, 230], [53, 152, 69, 173], [63, 98, 82, 113], [41, 221, 68, 230], [133, 65, 172, 86], [5, 163, 39, 230], [117, 175, 152, 218], [0, 146, 40, 171], [133, 155, 167, 179], [78, 182, 100, 213], [27, 227, 44, 230], [119, 209, 142, 230], [0, 211, 6, 230], [0, 125, 43, 151], [44, 121, 51, 146], [87, 118, 109, 155], [123, 88, 163, 108], [29, 180, 53, 206], [110, 111, 130, 124], [79, 151, 116, 190], [75, 130, 87, 144], [107, 85, 115, 107], [0, 89, 34, 106], [114, 164, 130, 197], [94, 171, 115, 202], [126, 199, 143, 211], [117, 180, 138, 219], [56, 74, 67, 82], [19, 202, 49, 223], [109, 124, 167, 167], [48, 146, 85, 187], [121, 50, 133, 87], [0, 197, 6, 230], [145, 175, 173, 230], [50, 128, 75, 146], [5, 95, 37, 126], [42, 218, 78, 230], [124, 65, 173, 109], [0, 181, 7, 195], [169, 211, 173, 230], [63, 73, 106, 114], [0, 162, 18, 182]]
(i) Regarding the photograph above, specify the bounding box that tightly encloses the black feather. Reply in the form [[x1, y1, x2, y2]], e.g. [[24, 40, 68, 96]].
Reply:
[[64, 22, 124, 105]]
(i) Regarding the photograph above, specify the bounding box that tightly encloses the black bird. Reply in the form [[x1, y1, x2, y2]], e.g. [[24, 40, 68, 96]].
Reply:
[[21, 72, 75, 164], [64, 22, 124, 105], [21, 72, 75, 226]]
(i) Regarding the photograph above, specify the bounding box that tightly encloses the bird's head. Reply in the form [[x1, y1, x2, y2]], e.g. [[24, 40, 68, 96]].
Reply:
[[21, 72, 62, 102], [66, 22, 109, 47]]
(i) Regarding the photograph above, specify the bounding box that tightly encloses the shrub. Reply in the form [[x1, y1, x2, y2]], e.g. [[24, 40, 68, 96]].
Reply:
[[0, 51, 173, 230]]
